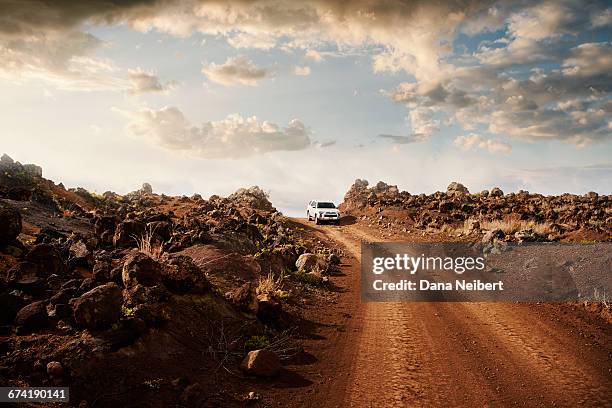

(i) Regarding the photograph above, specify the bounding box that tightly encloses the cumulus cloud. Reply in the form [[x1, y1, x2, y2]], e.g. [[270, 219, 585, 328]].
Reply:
[[305, 49, 323, 62], [2, 0, 611, 148], [0, 0, 148, 90], [202, 56, 270, 86], [562, 42, 612, 77], [95, 0, 503, 80], [408, 107, 440, 140], [127, 68, 175, 94], [454, 134, 512, 154], [294, 66, 311, 76], [119, 106, 311, 158]]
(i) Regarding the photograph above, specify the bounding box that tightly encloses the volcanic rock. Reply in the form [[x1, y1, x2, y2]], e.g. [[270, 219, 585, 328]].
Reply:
[[122, 252, 162, 288], [72, 283, 122, 330], [240, 349, 281, 377], [0, 204, 22, 245]]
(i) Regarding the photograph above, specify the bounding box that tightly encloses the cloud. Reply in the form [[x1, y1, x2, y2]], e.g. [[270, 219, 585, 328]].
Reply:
[[562, 42, 612, 77], [127, 68, 175, 94], [227, 31, 277, 50], [202, 56, 270, 86], [119, 106, 311, 158], [454, 133, 512, 154], [408, 107, 439, 140], [0, 0, 154, 90], [378, 134, 423, 144], [305, 49, 323, 62], [2, 0, 611, 149], [103, 0, 503, 80], [294, 66, 311, 76]]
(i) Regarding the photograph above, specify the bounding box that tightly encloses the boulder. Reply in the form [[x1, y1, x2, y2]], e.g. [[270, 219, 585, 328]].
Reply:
[[94, 215, 118, 238], [25, 244, 65, 277], [15, 301, 48, 332], [140, 183, 153, 195], [482, 228, 505, 245], [122, 252, 162, 288], [295, 253, 326, 273], [92, 254, 112, 283], [447, 182, 469, 195], [147, 221, 172, 242], [6, 262, 40, 282], [490, 187, 504, 197], [49, 287, 77, 305], [161, 256, 209, 294], [226, 283, 258, 314], [255, 293, 282, 325], [240, 349, 281, 377], [227, 186, 274, 211], [72, 283, 122, 330], [113, 220, 145, 248], [124, 283, 170, 308], [0, 205, 22, 245]]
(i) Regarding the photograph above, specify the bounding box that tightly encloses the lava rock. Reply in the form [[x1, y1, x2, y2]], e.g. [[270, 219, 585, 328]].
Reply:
[[25, 244, 65, 277], [71, 283, 122, 330], [122, 252, 162, 288], [447, 182, 469, 195], [0, 204, 22, 245], [255, 293, 282, 325], [161, 255, 209, 294], [15, 301, 48, 333], [240, 349, 281, 377], [295, 253, 325, 273], [113, 220, 145, 248], [490, 187, 504, 197]]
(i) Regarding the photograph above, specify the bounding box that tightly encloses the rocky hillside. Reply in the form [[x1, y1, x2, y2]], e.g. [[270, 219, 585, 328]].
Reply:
[[0, 154, 340, 407], [340, 179, 611, 243]]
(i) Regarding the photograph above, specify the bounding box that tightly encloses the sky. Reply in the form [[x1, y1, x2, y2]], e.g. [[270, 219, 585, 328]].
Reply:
[[0, 0, 611, 215]]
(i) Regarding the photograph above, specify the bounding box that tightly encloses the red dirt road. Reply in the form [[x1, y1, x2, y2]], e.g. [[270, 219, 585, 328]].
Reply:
[[291, 219, 612, 408]]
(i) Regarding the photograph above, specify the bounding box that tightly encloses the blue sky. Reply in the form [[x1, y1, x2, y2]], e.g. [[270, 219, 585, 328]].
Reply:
[[0, 0, 610, 215]]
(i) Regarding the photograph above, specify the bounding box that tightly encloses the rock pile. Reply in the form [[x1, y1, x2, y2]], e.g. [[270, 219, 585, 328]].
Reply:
[[341, 179, 611, 241]]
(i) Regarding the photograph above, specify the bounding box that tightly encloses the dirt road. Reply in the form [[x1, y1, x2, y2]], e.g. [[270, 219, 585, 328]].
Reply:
[[291, 219, 612, 408]]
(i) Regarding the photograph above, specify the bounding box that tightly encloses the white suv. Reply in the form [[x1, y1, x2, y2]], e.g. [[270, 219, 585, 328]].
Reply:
[[307, 200, 340, 224]]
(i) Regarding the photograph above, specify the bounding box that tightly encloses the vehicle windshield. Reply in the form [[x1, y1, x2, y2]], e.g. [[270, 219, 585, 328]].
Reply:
[[317, 202, 336, 209]]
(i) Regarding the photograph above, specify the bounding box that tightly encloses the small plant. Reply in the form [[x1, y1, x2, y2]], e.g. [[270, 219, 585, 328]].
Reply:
[[293, 271, 322, 286], [274, 289, 290, 300], [592, 288, 610, 309], [134, 225, 164, 260], [256, 271, 284, 295], [121, 305, 135, 317], [245, 335, 269, 351]]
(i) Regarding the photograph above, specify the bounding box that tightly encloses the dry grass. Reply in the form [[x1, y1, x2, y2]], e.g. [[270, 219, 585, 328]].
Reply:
[[591, 288, 610, 309], [134, 225, 164, 260], [480, 218, 552, 235], [256, 271, 284, 295]]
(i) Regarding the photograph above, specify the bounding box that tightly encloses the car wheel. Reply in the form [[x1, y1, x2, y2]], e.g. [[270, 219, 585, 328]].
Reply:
[[315, 215, 320, 225], [306, 211, 310, 221]]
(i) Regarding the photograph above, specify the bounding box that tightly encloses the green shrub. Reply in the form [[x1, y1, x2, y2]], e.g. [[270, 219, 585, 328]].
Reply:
[[245, 335, 269, 351]]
